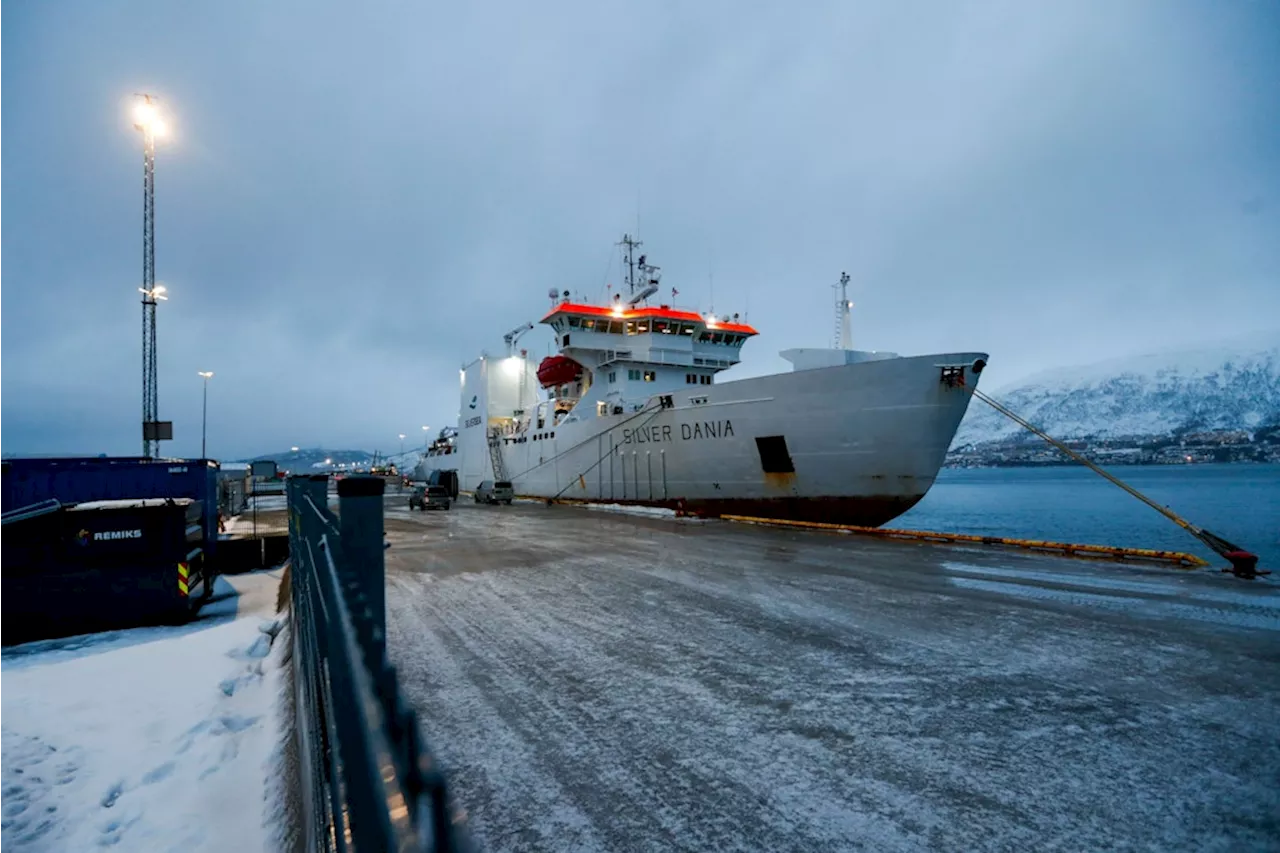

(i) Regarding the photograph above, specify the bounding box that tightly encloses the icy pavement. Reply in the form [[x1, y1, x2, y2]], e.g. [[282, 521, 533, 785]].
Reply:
[[383, 500, 1280, 852], [1, 571, 287, 853]]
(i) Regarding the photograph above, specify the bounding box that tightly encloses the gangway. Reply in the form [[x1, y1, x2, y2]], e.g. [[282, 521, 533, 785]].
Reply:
[[488, 427, 511, 482]]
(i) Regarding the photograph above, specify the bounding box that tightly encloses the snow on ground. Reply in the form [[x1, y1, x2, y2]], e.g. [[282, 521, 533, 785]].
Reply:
[[583, 502, 677, 519], [244, 494, 289, 512], [1, 572, 288, 853]]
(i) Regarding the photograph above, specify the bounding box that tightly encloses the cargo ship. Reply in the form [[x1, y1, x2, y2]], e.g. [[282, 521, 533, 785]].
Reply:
[[427, 236, 988, 526]]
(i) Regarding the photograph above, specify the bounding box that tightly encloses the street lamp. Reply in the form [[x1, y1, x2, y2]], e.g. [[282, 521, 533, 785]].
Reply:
[[291, 446, 300, 452], [134, 93, 168, 458], [399, 433, 406, 456], [422, 425, 430, 451], [197, 371, 213, 458]]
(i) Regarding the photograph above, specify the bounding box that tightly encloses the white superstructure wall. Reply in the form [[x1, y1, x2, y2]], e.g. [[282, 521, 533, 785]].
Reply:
[[457, 355, 542, 487]]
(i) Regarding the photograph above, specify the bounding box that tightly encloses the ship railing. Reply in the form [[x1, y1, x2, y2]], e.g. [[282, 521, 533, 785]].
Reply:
[[286, 475, 470, 852], [597, 348, 704, 368]]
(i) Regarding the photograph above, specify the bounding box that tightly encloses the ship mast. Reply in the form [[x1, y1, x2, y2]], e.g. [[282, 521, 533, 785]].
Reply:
[[833, 271, 852, 350], [616, 233, 661, 305], [618, 233, 642, 294]]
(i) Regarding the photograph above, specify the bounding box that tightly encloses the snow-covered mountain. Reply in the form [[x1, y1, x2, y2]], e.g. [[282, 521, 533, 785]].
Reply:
[[954, 332, 1280, 447]]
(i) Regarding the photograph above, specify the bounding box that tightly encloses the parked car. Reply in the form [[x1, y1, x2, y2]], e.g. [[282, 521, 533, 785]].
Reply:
[[474, 480, 514, 505], [409, 484, 451, 511]]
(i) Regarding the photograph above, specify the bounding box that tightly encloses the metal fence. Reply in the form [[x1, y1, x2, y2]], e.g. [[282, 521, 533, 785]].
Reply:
[[287, 474, 470, 852]]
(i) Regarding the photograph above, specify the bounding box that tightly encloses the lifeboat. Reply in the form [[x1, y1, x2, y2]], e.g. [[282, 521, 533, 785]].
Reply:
[[537, 354, 583, 388]]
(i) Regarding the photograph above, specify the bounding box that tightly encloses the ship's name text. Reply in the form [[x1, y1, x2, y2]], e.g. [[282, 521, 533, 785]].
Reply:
[[622, 420, 734, 445]]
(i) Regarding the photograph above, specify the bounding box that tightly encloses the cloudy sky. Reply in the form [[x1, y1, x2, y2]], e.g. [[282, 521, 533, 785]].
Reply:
[[3, 0, 1277, 459]]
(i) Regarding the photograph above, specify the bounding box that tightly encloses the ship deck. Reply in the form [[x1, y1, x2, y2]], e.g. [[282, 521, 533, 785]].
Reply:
[[381, 495, 1280, 852]]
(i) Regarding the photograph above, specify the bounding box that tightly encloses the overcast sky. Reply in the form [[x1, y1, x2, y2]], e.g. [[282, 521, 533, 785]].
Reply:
[[3, 0, 1278, 459]]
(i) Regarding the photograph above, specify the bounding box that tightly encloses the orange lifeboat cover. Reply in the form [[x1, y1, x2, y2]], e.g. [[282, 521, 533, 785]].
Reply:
[[537, 355, 582, 387]]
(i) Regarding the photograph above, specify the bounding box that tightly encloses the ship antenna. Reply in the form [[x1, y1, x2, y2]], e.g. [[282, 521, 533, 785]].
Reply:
[[617, 233, 643, 294], [833, 271, 852, 350]]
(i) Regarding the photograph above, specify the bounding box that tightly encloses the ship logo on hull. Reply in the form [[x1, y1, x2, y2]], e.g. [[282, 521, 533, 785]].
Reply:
[[468, 395, 478, 410], [622, 419, 735, 445]]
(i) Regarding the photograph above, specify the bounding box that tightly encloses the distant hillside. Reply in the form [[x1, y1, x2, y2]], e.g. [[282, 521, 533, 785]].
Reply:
[[239, 448, 375, 472], [239, 446, 429, 473], [954, 332, 1280, 448]]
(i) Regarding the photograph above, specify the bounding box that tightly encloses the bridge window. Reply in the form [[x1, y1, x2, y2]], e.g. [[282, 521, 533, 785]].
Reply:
[[582, 318, 596, 330], [636, 319, 651, 333], [568, 317, 581, 329], [681, 324, 695, 335], [625, 321, 637, 335], [606, 320, 624, 334]]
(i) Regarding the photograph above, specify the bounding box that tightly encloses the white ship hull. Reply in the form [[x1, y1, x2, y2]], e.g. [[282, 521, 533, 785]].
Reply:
[[448, 352, 985, 527]]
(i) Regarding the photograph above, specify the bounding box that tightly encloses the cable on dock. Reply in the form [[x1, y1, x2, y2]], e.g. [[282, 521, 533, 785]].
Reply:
[[720, 515, 1208, 568], [966, 386, 1266, 579]]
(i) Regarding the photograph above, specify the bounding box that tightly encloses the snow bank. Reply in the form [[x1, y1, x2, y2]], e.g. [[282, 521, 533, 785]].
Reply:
[[1, 579, 288, 853], [584, 503, 677, 519]]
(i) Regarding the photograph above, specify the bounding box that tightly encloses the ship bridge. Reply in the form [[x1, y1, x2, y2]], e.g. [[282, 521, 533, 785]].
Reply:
[[540, 301, 757, 376]]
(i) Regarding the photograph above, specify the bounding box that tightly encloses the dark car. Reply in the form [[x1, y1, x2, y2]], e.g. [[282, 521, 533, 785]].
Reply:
[[409, 484, 451, 511]]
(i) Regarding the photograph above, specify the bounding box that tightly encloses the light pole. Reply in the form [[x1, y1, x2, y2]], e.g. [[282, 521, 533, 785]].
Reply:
[[399, 433, 406, 456], [198, 372, 214, 458], [422, 425, 430, 452], [134, 94, 168, 457]]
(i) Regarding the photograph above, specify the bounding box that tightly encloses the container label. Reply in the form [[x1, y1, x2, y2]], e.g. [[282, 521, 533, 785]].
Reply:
[[93, 529, 143, 541]]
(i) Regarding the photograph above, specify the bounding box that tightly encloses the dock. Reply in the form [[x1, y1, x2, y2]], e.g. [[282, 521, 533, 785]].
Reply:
[[380, 497, 1280, 851]]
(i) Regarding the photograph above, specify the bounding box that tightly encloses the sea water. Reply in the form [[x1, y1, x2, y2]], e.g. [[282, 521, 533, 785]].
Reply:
[[898, 463, 1280, 570]]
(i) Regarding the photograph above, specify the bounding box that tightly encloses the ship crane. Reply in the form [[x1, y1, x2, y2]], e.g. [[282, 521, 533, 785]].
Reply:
[[504, 322, 534, 356]]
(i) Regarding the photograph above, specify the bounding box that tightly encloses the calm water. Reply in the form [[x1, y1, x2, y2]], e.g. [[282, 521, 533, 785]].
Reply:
[[897, 464, 1280, 571]]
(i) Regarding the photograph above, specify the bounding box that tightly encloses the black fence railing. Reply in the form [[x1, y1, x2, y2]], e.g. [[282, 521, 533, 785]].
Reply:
[[287, 474, 470, 852]]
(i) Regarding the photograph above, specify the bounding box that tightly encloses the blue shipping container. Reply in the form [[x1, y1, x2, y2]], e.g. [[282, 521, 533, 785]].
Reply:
[[1, 457, 221, 558]]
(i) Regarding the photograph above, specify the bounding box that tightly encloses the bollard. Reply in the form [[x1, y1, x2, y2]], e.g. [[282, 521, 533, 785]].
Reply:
[[337, 475, 387, 656], [302, 474, 329, 517]]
